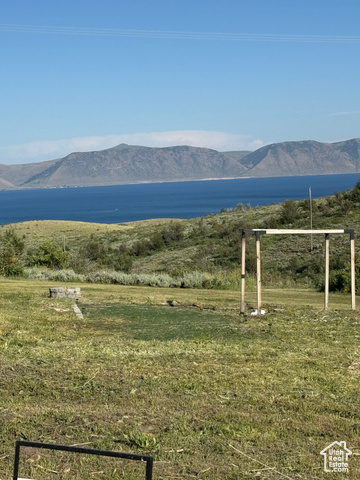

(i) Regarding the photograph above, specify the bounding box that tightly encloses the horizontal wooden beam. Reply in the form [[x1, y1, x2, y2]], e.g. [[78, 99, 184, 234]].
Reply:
[[243, 229, 353, 235]]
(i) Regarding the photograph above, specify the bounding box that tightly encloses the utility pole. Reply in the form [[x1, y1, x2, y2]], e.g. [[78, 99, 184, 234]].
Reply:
[[309, 187, 313, 252]]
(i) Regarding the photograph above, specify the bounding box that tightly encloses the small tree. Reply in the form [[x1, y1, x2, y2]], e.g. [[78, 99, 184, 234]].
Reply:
[[280, 200, 299, 224], [0, 227, 25, 276], [29, 240, 69, 269]]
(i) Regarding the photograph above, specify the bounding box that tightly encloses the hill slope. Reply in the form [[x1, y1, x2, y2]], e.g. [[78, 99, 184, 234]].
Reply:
[[20, 144, 249, 188], [241, 139, 360, 176], [0, 158, 58, 189], [0, 138, 360, 188]]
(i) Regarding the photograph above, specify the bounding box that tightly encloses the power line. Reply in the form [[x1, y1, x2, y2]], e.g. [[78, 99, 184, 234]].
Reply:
[[1, 23, 360, 43]]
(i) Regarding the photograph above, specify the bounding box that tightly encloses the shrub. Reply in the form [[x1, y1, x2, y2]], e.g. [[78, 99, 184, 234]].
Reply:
[[83, 238, 107, 261], [279, 200, 300, 225], [178, 271, 211, 289], [0, 243, 24, 276], [29, 240, 69, 269], [24, 267, 87, 282], [161, 222, 185, 244], [0, 227, 25, 276], [47, 269, 87, 283]]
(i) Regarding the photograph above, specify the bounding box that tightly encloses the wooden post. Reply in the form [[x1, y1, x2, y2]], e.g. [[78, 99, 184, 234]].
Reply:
[[324, 233, 330, 310], [350, 232, 356, 310], [240, 231, 246, 314], [256, 231, 261, 314]]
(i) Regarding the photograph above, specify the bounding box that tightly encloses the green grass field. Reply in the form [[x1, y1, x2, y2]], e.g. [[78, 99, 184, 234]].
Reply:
[[0, 279, 359, 479]]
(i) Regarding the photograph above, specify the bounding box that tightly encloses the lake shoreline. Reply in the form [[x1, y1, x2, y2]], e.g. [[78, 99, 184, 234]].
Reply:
[[0, 173, 359, 225], [2, 170, 360, 192]]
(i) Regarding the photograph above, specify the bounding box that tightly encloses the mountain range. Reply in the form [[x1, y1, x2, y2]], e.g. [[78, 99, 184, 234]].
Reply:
[[1, 138, 360, 189]]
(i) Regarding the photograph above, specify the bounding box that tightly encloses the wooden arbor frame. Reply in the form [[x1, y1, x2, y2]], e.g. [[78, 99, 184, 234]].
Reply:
[[240, 229, 356, 313]]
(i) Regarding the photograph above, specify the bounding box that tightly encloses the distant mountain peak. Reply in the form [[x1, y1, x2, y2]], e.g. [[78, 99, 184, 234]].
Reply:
[[0, 138, 359, 189]]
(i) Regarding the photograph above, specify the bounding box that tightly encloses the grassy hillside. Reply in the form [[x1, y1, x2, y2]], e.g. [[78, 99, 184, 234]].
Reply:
[[1, 180, 360, 294]]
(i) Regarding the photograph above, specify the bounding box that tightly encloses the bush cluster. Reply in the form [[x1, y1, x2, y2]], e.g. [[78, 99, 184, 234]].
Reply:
[[24, 267, 231, 289]]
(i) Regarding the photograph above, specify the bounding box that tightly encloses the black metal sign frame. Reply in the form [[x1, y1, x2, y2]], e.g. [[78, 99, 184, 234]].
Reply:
[[13, 440, 153, 480]]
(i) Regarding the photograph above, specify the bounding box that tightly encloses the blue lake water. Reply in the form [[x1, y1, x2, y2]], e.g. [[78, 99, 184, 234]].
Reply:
[[0, 173, 359, 225]]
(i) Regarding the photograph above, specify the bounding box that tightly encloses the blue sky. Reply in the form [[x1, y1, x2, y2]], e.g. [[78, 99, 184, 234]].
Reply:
[[1, 0, 360, 164]]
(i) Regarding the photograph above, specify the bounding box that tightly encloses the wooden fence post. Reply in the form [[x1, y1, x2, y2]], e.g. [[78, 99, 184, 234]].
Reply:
[[324, 233, 330, 310], [240, 231, 246, 314], [350, 231, 356, 310], [256, 231, 261, 314]]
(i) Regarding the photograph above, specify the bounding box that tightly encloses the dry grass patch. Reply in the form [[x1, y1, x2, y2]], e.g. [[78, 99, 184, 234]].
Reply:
[[0, 280, 359, 478], [0, 220, 132, 241]]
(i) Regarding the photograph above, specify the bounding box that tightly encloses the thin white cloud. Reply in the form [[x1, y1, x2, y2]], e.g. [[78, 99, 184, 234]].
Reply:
[[0, 131, 265, 165]]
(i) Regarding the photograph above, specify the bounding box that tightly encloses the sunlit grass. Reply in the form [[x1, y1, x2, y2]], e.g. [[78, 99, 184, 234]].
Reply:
[[0, 279, 359, 478]]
